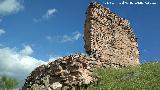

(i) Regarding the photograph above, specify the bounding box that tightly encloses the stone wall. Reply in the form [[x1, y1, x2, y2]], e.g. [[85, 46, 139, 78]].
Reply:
[[84, 2, 140, 67]]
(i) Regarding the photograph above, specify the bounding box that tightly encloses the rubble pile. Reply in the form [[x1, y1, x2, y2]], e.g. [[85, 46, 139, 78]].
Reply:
[[23, 2, 140, 90], [22, 54, 101, 90], [84, 2, 140, 67]]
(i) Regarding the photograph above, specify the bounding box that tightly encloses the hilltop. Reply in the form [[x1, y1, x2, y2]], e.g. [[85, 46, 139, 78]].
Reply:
[[87, 62, 160, 90]]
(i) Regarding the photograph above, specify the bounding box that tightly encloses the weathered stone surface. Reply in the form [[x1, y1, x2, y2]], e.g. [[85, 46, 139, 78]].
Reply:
[[84, 2, 140, 67], [23, 2, 140, 90], [22, 53, 100, 90]]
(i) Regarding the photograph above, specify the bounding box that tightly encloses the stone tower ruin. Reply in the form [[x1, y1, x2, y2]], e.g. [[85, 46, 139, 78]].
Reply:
[[22, 2, 140, 90], [84, 2, 140, 67]]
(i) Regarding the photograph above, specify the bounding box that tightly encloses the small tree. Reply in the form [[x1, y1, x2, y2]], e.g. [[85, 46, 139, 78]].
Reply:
[[0, 75, 18, 90]]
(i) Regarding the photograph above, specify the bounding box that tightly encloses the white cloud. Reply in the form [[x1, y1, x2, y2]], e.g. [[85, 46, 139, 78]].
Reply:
[[46, 31, 82, 43], [43, 8, 57, 19], [0, 29, 5, 35], [0, 0, 23, 16], [34, 8, 57, 22], [72, 32, 82, 40], [0, 45, 47, 81], [61, 31, 82, 42], [20, 45, 33, 56]]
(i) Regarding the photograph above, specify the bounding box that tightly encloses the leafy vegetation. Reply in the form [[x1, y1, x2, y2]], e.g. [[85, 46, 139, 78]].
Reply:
[[87, 62, 160, 90], [0, 75, 18, 90]]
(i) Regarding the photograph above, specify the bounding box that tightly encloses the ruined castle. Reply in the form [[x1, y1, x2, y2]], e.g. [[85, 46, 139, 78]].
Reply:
[[22, 2, 140, 90]]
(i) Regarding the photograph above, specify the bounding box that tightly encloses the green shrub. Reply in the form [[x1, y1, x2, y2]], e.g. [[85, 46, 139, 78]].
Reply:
[[0, 75, 18, 90]]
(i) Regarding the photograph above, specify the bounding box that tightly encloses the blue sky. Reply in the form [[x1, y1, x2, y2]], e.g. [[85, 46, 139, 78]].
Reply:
[[0, 0, 160, 83]]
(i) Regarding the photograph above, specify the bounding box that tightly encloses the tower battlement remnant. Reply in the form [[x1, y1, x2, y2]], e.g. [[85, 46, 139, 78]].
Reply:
[[84, 2, 140, 67], [22, 2, 140, 90]]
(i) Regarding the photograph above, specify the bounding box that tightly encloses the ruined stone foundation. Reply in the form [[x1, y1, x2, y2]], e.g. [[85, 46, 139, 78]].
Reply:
[[23, 2, 140, 90]]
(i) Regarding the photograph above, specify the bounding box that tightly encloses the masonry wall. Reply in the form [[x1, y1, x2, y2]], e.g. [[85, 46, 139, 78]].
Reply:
[[84, 2, 140, 67]]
